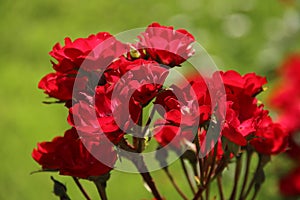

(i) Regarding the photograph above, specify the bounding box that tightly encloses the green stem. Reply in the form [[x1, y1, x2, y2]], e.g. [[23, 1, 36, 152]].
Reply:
[[217, 175, 225, 200], [210, 152, 231, 183], [134, 109, 143, 153], [193, 142, 218, 200], [229, 155, 242, 200], [180, 157, 196, 195], [93, 180, 107, 200], [164, 168, 189, 200], [251, 187, 260, 200], [140, 172, 163, 200], [242, 155, 262, 199], [192, 186, 205, 200], [72, 177, 91, 200], [205, 142, 218, 185], [194, 131, 204, 187], [199, 159, 204, 186], [118, 139, 163, 200], [136, 106, 156, 153], [205, 183, 210, 200], [238, 150, 253, 199], [141, 106, 156, 137]]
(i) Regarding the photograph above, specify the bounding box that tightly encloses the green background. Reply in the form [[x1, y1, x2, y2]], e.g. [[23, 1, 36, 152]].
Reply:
[[1, 0, 300, 199]]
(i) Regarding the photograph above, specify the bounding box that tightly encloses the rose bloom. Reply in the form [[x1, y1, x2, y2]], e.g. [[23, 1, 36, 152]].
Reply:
[[269, 53, 300, 132], [50, 32, 128, 73], [39, 32, 128, 102], [136, 22, 195, 67], [32, 128, 117, 179]]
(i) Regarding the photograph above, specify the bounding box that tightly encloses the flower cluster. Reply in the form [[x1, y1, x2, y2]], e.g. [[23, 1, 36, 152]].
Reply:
[[32, 23, 288, 200], [154, 70, 288, 155], [269, 53, 300, 197]]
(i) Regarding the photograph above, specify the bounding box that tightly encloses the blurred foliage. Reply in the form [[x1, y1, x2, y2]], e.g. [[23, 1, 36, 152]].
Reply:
[[1, 0, 300, 199]]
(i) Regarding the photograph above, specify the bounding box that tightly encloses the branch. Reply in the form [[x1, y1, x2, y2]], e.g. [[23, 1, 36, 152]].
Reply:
[[164, 168, 189, 200], [180, 157, 196, 195], [229, 155, 242, 200], [72, 177, 91, 200], [118, 139, 163, 200]]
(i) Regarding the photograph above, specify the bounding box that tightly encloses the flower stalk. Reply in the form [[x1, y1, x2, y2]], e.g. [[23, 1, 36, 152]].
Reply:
[[72, 177, 91, 200], [239, 149, 253, 199], [229, 155, 242, 200], [93, 180, 107, 200], [164, 168, 189, 200], [118, 139, 163, 200]]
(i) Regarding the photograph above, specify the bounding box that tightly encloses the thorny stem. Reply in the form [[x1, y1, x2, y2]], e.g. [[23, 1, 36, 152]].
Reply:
[[217, 175, 225, 200], [199, 159, 204, 186], [141, 106, 156, 137], [72, 177, 91, 200], [242, 155, 262, 199], [134, 109, 144, 153], [164, 168, 189, 200], [192, 186, 205, 200], [193, 141, 218, 200], [250, 187, 260, 200], [229, 155, 242, 200], [136, 106, 156, 153], [210, 152, 231, 183], [118, 139, 163, 200], [180, 157, 196, 195], [194, 131, 204, 187], [205, 143, 218, 200], [205, 183, 210, 200], [238, 150, 253, 199], [93, 180, 107, 200], [205, 142, 218, 185], [140, 171, 163, 200]]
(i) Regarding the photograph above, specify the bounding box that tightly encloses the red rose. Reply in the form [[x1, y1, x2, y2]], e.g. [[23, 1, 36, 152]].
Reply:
[[154, 89, 180, 115], [243, 73, 267, 96], [250, 114, 288, 155], [38, 72, 89, 101], [95, 85, 114, 116], [280, 53, 300, 85], [279, 166, 300, 196], [137, 22, 195, 67], [189, 77, 212, 124], [38, 72, 74, 101], [269, 54, 300, 131], [68, 100, 125, 144], [154, 124, 194, 152], [68, 101, 100, 133], [270, 84, 300, 133], [286, 137, 300, 162], [40, 32, 129, 102], [108, 60, 168, 128], [221, 104, 247, 146], [50, 32, 128, 73], [32, 137, 63, 170], [220, 70, 267, 97], [32, 128, 117, 178]]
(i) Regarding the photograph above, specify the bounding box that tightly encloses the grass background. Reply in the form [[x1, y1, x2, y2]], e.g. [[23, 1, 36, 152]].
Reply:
[[1, 0, 300, 199]]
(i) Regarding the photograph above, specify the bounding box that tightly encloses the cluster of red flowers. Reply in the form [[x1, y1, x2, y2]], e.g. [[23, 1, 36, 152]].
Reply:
[[269, 54, 300, 197], [32, 23, 196, 178], [154, 70, 288, 157], [32, 22, 289, 199]]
